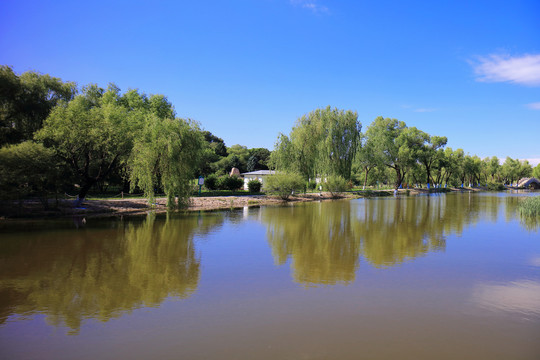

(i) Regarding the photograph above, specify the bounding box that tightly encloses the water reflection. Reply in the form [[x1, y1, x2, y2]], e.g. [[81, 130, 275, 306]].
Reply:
[[261, 194, 525, 286], [0, 193, 534, 334], [263, 201, 361, 286], [0, 212, 224, 334], [472, 280, 540, 316]]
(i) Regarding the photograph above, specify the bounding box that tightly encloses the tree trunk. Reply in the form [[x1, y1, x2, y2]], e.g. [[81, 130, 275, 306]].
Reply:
[[363, 166, 371, 190], [78, 181, 95, 202], [394, 168, 403, 189]]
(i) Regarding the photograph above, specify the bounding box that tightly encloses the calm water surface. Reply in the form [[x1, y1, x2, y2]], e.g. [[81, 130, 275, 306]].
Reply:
[[1, 192, 539, 359]]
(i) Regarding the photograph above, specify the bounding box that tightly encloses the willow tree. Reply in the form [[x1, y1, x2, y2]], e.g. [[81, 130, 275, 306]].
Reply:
[[36, 84, 178, 200], [270, 106, 361, 180], [129, 116, 204, 208], [354, 133, 379, 189]]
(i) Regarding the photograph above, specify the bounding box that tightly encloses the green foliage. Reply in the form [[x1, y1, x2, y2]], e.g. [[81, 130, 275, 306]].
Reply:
[[36, 85, 141, 200], [0, 66, 77, 146], [501, 157, 532, 185], [204, 174, 219, 191], [247, 179, 262, 193], [366, 117, 428, 189], [323, 175, 349, 197], [417, 134, 448, 184], [519, 196, 540, 217], [247, 148, 271, 171], [218, 176, 244, 191], [264, 172, 304, 200], [129, 116, 204, 208], [270, 106, 361, 180], [0, 142, 64, 208], [486, 182, 505, 191], [534, 164, 540, 179], [307, 180, 317, 190]]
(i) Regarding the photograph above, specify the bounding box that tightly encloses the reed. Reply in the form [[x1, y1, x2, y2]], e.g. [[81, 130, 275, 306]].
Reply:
[[519, 196, 540, 217]]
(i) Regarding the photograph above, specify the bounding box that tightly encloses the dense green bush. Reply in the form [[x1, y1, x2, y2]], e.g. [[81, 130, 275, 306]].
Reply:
[[247, 179, 262, 193], [307, 180, 317, 190], [0, 141, 64, 208], [204, 174, 219, 190], [323, 175, 348, 197], [264, 172, 304, 200], [486, 182, 505, 191], [218, 176, 244, 191]]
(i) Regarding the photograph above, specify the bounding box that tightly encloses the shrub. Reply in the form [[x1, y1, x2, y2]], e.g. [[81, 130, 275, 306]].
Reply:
[[323, 175, 348, 198], [307, 180, 317, 190], [264, 172, 304, 200], [0, 141, 64, 209], [218, 176, 244, 191], [486, 182, 505, 191], [247, 179, 262, 193], [204, 174, 219, 190], [519, 196, 540, 217]]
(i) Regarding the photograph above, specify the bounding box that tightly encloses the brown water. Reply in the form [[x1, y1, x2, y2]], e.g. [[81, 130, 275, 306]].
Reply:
[[1, 192, 539, 359]]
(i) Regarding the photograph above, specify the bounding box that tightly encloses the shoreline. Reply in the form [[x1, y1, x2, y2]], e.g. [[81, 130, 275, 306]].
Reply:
[[0, 188, 486, 221]]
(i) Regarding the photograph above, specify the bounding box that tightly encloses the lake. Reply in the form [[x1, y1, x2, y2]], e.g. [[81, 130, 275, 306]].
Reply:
[[1, 192, 539, 360]]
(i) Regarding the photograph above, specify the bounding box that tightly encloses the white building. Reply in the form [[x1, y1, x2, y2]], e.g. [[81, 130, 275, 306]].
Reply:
[[241, 170, 275, 190]]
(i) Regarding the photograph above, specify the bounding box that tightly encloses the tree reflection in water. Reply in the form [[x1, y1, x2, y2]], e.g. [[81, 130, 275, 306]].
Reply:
[[0, 212, 224, 334], [262, 193, 526, 286]]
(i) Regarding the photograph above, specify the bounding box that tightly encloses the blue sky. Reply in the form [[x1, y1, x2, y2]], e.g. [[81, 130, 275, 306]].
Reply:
[[1, 0, 539, 164]]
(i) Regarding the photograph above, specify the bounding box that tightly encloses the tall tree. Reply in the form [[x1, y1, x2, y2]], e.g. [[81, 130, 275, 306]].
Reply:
[[418, 135, 447, 185], [0, 65, 76, 146], [355, 134, 379, 189], [36, 85, 140, 200], [129, 116, 204, 208], [366, 117, 427, 189], [270, 106, 361, 180]]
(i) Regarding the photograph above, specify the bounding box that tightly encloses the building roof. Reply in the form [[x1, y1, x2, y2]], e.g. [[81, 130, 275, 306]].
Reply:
[[241, 170, 276, 176]]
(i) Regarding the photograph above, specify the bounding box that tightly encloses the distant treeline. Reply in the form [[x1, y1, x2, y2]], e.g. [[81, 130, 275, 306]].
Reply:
[[270, 106, 540, 189], [1, 66, 539, 209]]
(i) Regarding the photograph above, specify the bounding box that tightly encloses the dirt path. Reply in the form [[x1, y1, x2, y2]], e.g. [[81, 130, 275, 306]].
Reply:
[[0, 193, 355, 220], [0, 187, 473, 220]]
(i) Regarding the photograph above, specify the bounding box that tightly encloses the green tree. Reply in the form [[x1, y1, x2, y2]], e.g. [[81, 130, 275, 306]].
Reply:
[[354, 134, 379, 189], [501, 157, 522, 185], [417, 134, 447, 185], [36, 85, 140, 200], [129, 115, 204, 208], [247, 147, 271, 172], [0, 65, 77, 146], [0, 141, 64, 209], [270, 106, 361, 180], [533, 163, 540, 179], [366, 117, 427, 189]]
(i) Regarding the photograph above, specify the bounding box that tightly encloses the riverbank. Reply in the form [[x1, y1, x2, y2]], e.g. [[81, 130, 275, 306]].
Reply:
[[0, 192, 354, 220], [0, 187, 475, 220]]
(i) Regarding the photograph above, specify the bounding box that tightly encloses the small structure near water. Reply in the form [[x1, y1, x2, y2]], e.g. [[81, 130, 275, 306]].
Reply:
[[517, 177, 540, 189], [240, 170, 276, 190]]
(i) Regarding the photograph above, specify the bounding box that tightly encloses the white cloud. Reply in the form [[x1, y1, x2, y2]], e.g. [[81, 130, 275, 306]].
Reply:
[[414, 108, 437, 113], [526, 102, 540, 110], [472, 54, 540, 86], [290, 0, 329, 14]]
